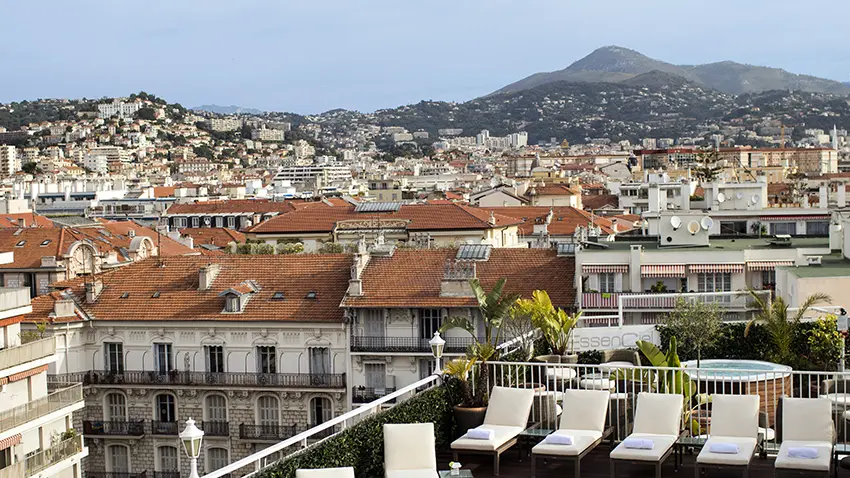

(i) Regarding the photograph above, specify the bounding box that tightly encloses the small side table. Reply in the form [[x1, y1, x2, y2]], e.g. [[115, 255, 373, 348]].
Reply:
[[674, 435, 706, 471], [518, 424, 554, 461], [439, 470, 474, 478]]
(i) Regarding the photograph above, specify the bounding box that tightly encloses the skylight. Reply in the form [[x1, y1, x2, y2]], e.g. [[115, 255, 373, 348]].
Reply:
[[271, 291, 285, 300], [120, 292, 130, 299], [15, 240, 25, 247], [305, 291, 317, 299], [151, 291, 161, 298], [40, 240, 51, 246]]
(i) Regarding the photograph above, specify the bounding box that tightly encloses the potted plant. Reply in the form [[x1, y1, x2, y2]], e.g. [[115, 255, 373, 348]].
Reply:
[[518, 290, 580, 364], [441, 277, 519, 432]]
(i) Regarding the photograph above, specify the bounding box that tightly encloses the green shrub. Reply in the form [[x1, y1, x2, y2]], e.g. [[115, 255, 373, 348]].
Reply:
[[578, 349, 603, 364], [235, 243, 253, 254], [318, 242, 345, 253], [255, 243, 275, 255], [257, 386, 453, 478], [277, 242, 304, 254]]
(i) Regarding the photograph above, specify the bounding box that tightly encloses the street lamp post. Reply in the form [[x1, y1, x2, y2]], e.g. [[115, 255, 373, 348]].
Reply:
[[429, 331, 446, 374], [180, 418, 205, 478]]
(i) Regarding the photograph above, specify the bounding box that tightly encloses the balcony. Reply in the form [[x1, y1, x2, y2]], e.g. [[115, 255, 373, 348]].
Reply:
[[0, 287, 32, 316], [0, 383, 83, 434], [0, 434, 84, 478], [85, 473, 148, 478], [150, 420, 178, 436], [83, 420, 145, 437], [351, 336, 474, 353], [0, 337, 55, 370], [239, 424, 297, 441], [352, 387, 397, 403], [581, 292, 758, 310], [200, 420, 229, 437], [52, 370, 346, 389]]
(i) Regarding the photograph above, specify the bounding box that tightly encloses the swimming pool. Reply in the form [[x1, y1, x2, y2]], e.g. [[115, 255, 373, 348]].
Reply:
[[682, 359, 792, 382]]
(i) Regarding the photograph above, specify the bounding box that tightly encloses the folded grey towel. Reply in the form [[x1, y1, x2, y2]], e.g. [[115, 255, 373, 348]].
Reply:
[[466, 428, 494, 440], [623, 438, 653, 449], [787, 447, 818, 459]]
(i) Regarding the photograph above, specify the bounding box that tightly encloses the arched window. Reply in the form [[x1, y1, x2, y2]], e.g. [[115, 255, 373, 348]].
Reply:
[[207, 447, 229, 473], [155, 394, 176, 422], [107, 445, 130, 473], [205, 394, 227, 422], [105, 393, 126, 421], [257, 395, 279, 426], [310, 397, 332, 427], [158, 446, 179, 472]]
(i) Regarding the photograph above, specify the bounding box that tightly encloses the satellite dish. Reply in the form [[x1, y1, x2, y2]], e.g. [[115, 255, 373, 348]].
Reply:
[[750, 194, 760, 205], [736, 192, 744, 200], [717, 192, 726, 203], [701, 216, 714, 231], [687, 221, 701, 235], [670, 216, 682, 230], [204, 217, 211, 226]]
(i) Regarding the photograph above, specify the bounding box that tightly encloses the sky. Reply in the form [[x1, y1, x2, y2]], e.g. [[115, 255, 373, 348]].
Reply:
[[3, 0, 849, 114]]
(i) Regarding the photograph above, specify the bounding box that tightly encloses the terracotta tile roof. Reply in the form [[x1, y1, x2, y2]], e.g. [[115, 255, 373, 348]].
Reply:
[[0, 213, 54, 229], [153, 186, 176, 198], [342, 249, 575, 309], [481, 207, 617, 236], [247, 203, 522, 234], [26, 254, 353, 322], [581, 194, 619, 210], [527, 184, 581, 197], [165, 199, 299, 215], [179, 228, 246, 247]]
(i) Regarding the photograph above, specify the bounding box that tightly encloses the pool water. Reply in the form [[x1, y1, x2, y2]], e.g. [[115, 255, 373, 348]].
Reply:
[[682, 359, 791, 380]]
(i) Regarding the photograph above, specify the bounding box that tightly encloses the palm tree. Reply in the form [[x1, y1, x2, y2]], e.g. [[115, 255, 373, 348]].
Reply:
[[440, 277, 520, 406], [745, 291, 831, 365]]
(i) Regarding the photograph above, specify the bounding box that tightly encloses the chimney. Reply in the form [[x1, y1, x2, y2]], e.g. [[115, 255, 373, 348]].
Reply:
[[347, 243, 371, 297], [440, 261, 476, 297], [54, 298, 76, 317], [488, 211, 497, 227], [819, 184, 828, 210], [839, 183, 847, 208], [85, 280, 103, 304], [198, 263, 221, 291], [17, 218, 25, 228]]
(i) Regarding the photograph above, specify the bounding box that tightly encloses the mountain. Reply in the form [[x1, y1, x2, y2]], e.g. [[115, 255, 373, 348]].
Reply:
[[191, 104, 264, 115], [490, 46, 850, 97], [619, 70, 697, 89]]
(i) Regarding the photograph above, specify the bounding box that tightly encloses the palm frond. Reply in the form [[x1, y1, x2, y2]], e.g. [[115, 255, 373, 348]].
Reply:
[[439, 316, 475, 337], [792, 293, 832, 322]]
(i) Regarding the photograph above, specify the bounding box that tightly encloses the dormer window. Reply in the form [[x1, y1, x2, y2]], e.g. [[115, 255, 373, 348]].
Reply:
[[305, 291, 317, 300], [40, 240, 51, 246], [15, 240, 25, 247], [225, 294, 240, 313], [271, 292, 285, 301]]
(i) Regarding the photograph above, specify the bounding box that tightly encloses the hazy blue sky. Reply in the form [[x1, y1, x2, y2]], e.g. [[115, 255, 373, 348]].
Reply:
[[3, 0, 849, 113]]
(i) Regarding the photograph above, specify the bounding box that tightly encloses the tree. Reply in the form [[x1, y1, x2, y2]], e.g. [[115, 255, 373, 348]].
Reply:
[[745, 291, 832, 366], [785, 171, 808, 205], [134, 107, 157, 121], [21, 162, 41, 175], [692, 147, 723, 185], [193, 145, 215, 160], [664, 298, 722, 366], [514, 290, 579, 356]]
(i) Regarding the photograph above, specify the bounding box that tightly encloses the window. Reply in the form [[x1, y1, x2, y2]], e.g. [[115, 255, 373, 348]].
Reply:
[[310, 397, 332, 426], [309, 347, 330, 375], [363, 309, 384, 337], [762, 270, 776, 290], [720, 221, 747, 235], [257, 396, 280, 426], [207, 447, 229, 474], [806, 221, 830, 236], [154, 343, 173, 374], [158, 446, 179, 472], [227, 216, 235, 228], [205, 395, 227, 422], [155, 394, 176, 422], [419, 359, 435, 380], [770, 222, 797, 235], [106, 393, 127, 421], [599, 273, 616, 293], [192, 217, 199, 227], [108, 445, 130, 473], [257, 346, 276, 374], [205, 345, 225, 373], [697, 272, 732, 302], [224, 295, 240, 313], [365, 363, 386, 392], [104, 342, 124, 374], [418, 309, 442, 339], [215, 217, 223, 227]]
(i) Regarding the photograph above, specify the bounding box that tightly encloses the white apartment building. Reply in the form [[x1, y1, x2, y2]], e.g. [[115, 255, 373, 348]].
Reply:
[[97, 102, 142, 119], [82, 155, 108, 174], [208, 118, 243, 132], [32, 255, 351, 478], [251, 126, 285, 142], [273, 166, 352, 186], [0, 146, 19, 178], [0, 250, 87, 478]]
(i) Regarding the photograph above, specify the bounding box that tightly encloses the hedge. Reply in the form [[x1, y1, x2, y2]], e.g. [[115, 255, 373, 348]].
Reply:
[[256, 385, 453, 478]]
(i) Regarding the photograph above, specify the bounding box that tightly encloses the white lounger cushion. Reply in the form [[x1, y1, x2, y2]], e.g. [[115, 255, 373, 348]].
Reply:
[[451, 425, 524, 452], [775, 441, 833, 471], [547, 368, 577, 381], [782, 397, 834, 442], [297, 468, 355, 478], [559, 389, 610, 433], [632, 392, 683, 436], [709, 394, 760, 438], [697, 437, 758, 466], [483, 386, 535, 428], [383, 423, 437, 477], [610, 433, 677, 461], [533, 429, 602, 457]]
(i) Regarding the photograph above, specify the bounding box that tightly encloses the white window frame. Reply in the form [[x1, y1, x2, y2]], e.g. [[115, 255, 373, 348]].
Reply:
[[257, 346, 276, 374], [205, 394, 227, 422], [310, 397, 332, 427], [157, 445, 179, 472], [154, 343, 173, 374], [205, 345, 225, 373], [206, 447, 229, 474], [107, 445, 130, 473], [257, 395, 280, 426], [104, 342, 124, 373]]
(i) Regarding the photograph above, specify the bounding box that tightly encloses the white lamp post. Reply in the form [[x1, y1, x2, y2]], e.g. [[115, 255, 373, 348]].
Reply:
[[429, 331, 446, 374], [179, 418, 204, 478]]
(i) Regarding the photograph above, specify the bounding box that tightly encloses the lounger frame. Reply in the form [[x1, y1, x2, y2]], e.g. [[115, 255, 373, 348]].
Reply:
[[609, 446, 674, 478], [452, 438, 517, 476]]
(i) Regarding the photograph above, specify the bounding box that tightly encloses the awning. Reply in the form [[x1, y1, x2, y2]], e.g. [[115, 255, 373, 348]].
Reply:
[[641, 264, 686, 278], [0, 434, 21, 451], [582, 264, 629, 274], [689, 264, 744, 274], [747, 260, 794, 271]]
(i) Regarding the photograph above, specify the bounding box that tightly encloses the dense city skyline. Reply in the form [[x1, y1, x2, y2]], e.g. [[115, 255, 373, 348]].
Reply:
[[3, 0, 850, 113]]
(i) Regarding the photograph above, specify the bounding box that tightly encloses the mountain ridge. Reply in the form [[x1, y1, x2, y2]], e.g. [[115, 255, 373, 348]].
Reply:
[[491, 46, 850, 97], [191, 104, 265, 115]]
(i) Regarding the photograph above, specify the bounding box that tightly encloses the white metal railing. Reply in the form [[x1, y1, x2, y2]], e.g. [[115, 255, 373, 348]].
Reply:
[[485, 360, 850, 455], [0, 434, 84, 478], [0, 383, 83, 434], [202, 374, 443, 478], [0, 287, 31, 313], [0, 337, 56, 371]]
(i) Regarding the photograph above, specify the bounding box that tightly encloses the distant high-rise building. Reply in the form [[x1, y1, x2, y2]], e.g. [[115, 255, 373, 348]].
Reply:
[[0, 145, 20, 177]]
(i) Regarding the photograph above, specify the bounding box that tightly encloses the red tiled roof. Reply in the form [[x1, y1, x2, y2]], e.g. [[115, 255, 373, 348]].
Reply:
[[342, 249, 575, 308], [0, 213, 54, 229], [179, 228, 246, 247], [26, 255, 353, 322], [247, 203, 522, 234], [166, 199, 299, 215], [528, 184, 581, 197], [581, 195, 619, 210], [153, 186, 176, 198], [481, 207, 617, 236]]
